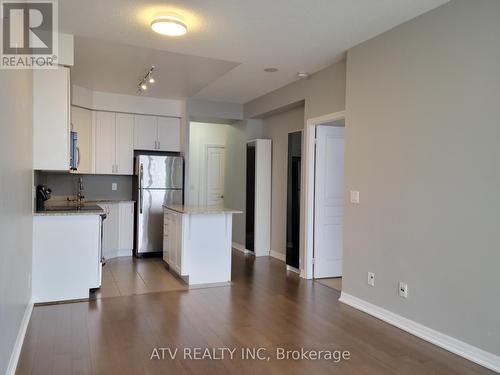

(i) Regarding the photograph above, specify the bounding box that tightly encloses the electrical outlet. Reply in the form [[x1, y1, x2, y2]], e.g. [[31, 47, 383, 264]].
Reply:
[[399, 282, 408, 298], [350, 190, 360, 204], [367, 272, 375, 287], [112, 183, 118, 191]]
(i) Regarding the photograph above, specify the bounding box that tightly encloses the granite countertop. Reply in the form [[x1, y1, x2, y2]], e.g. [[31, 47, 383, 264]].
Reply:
[[34, 204, 105, 216], [164, 204, 243, 215]]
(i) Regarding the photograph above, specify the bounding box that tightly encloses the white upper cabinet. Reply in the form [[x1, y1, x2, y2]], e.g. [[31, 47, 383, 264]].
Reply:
[[95, 111, 116, 174], [134, 115, 157, 150], [95, 112, 134, 175], [134, 115, 181, 151], [115, 113, 134, 175], [71, 106, 93, 174], [33, 67, 70, 170], [157, 117, 181, 152]]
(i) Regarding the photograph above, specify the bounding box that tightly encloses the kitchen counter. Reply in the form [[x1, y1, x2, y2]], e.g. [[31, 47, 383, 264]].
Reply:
[[34, 204, 105, 216], [163, 204, 242, 215]]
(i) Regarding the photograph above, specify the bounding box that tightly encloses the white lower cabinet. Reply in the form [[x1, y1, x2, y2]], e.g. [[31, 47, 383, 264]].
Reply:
[[98, 201, 134, 259], [32, 214, 101, 303], [163, 209, 185, 276]]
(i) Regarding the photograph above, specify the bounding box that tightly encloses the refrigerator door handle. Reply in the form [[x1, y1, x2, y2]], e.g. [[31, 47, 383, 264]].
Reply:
[[139, 163, 144, 214]]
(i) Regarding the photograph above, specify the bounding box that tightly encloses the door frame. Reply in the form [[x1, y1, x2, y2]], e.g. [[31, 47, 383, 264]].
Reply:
[[203, 144, 226, 205], [302, 110, 345, 279]]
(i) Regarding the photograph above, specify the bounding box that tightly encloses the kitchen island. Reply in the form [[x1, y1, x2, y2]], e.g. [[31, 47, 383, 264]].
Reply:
[[163, 204, 242, 286]]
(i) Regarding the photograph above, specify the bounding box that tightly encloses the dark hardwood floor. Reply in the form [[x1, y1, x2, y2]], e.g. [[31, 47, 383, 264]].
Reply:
[[17, 251, 494, 375]]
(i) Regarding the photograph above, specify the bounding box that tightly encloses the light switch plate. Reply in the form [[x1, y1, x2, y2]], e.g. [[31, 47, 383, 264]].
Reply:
[[112, 183, 118, 191], [350, 190, 360, 204]]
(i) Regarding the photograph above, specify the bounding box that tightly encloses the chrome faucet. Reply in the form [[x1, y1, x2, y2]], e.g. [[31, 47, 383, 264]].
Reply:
[[77, 177, 85, 207]]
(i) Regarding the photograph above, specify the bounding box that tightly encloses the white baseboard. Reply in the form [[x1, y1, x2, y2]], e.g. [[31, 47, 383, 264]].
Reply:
[[6, 302, 33, 375], [269, 250, 286, 262], [232, 242, 253, 255], [103, 249, 132, 259], [286, 265, 300, 274], [339, 292, 500, 373]]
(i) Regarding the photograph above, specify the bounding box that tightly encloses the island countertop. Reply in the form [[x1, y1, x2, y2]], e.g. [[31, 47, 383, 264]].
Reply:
[[163, 204, 242, 215]]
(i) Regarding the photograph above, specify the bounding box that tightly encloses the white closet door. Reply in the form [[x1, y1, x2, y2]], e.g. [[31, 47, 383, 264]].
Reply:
[[314, 125, 345, 278], [95, 111, 116, 174], [115, 113, 134, 175], [157, 117, 181, 151]]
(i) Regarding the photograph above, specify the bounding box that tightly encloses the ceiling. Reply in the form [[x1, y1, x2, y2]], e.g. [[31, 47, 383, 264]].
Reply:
[[60, 0, 449, 103], [72, 37, 238, 99]]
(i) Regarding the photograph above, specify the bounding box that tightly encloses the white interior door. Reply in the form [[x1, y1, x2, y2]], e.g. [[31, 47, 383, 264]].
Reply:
[[314, 125, 345, 278], [205, 146, 226, 206]]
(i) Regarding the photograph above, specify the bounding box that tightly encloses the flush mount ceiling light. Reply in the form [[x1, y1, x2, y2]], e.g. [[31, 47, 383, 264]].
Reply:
[[137, 66, 156, 95], [264, 68, 279, 73], [151, 16, 188, 36]]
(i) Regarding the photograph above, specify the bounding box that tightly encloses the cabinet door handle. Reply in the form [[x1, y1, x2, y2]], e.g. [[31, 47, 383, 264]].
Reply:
[[157, 141, 160, 150]]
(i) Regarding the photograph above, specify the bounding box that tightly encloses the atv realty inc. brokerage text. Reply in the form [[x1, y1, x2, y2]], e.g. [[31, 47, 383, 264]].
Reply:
[[151, 347, 351, 362]]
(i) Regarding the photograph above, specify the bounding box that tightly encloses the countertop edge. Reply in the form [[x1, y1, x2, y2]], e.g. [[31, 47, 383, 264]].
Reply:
[[163, 205, 243, 215]]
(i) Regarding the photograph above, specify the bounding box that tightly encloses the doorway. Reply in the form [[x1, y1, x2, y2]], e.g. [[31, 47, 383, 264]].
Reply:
[[245, 143, 256, 251], [286, 131, 302, 270], [302, 111, 346, 282]]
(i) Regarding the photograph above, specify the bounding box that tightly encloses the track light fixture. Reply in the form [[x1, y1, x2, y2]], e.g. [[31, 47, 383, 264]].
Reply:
[[137, 66, 156, 95]]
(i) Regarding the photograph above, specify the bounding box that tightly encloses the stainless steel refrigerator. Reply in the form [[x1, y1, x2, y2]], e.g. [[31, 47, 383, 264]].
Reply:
[[135, 155, 183, 255]]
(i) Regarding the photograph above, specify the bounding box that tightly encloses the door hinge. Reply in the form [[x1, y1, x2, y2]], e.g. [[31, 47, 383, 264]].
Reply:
[[311, 258, 315, 265]]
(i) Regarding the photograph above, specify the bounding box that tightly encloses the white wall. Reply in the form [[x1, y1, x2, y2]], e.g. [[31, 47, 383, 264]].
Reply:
[[245, 60, 345, 121], [0, 70, 33, 374], [262, 105, 305, 257], [344, 0, 500, 357], [187, 98, 244, 122]]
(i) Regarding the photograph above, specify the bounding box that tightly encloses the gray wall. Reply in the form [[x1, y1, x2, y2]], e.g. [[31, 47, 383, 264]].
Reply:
[[245, 60, 346, 120], [344, 0, 500, 355], [0, 70, 33, 374], [262, 106, 305, 256], [36, 172, 133, 201]]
